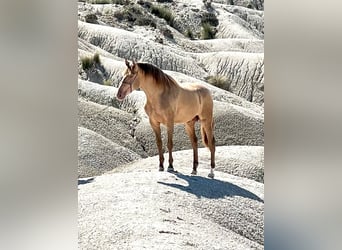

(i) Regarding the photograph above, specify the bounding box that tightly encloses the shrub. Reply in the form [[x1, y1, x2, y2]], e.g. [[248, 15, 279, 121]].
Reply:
[[150, 5, 175, 27], [201, 12, 218, 26], [84, 13, 98, 23], [135, 16, 157, 28], [114, 5, 156, 28], [81, 57, 93, 71], [201, 23, 216, 39], [185, 28, 194, 40], [113, 10, 125, 20], [81, 53, 101, 71], [113, 5, 139, 22], [125, 5, 143, 21], [103, 79, 113, 86], [127, 4, 143, 14], [205, 75, 230, 90], [93, 53, 100, 64], [156, 0, 173, 2]]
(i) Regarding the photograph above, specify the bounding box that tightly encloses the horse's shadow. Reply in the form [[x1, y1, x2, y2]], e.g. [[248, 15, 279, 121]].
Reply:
[[158, 172, 263, 203]]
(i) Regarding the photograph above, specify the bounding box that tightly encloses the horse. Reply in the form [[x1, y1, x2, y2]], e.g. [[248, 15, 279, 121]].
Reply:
[[117, 59, 216, 178]]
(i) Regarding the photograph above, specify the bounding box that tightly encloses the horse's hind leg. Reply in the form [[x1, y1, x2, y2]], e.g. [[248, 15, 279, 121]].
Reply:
[[201, 119, 216, 178], [185, 119, 198, 175], [208, 135, 216, 178]]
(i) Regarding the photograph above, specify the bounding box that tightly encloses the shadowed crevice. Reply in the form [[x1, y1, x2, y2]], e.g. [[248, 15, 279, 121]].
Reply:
[[78, 177, 95, 185]]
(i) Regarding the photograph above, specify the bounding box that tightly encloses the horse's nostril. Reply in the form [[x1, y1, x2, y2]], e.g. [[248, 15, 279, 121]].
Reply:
[[116, 92, 124, 100]]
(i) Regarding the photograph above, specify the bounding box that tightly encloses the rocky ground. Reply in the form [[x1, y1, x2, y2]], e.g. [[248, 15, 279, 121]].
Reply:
[[78, 0, 264, 249]]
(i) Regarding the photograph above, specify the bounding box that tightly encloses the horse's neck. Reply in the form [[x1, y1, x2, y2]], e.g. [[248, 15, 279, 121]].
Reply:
[[140, 75, 165, 101]]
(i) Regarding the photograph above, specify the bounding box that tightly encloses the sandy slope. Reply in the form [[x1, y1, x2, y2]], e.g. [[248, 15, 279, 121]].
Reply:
[[79, 160, 264, 249]]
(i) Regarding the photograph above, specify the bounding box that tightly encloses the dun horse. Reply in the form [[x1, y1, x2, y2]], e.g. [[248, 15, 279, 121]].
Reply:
[[117, 60, 216, 178]]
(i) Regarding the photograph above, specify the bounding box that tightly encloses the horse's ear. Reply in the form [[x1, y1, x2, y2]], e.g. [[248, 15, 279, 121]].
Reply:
[[132, 60, 138, 73], [125, 59, 131, 69]]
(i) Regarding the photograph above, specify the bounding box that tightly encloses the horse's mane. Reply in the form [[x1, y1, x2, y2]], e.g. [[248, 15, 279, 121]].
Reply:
[[137, 63, 178, 88]]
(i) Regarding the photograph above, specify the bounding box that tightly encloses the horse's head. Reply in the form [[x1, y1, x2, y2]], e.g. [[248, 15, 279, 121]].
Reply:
[[117, 59, 140, 101]]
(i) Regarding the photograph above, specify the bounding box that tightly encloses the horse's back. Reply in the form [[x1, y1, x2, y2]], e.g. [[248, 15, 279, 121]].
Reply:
[[185, 83, 213, 109], [180, 83, 211, 99], [174, 83, 213, 122]]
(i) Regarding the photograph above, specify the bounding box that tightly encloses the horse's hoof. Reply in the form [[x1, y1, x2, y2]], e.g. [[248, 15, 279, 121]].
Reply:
[[167, 166, 174, 172], [191, 170, 197, 175], [208, 172, 214, 178], [159, 166, 164, 171]]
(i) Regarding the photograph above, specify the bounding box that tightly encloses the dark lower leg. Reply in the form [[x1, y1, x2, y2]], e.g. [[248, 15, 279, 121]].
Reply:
[[167, 145, 174, 171], [167, 124, 174, 171], [192, 147, 198, 172], [191, 136, 198, 174], [203, 121, 215, 177], [210, 136, 215, 168], [156, 136, 164, 171], [208, 136, 215, 178], [151, 121, 164, 171], [185, 121, 198, 174]]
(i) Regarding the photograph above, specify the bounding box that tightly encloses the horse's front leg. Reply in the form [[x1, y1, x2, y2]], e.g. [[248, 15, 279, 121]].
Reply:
[[150, 119, 164, 171], [166, 121, 175, 172]]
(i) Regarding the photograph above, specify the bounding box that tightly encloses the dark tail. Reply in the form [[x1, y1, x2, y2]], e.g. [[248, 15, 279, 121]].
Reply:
[[200, 118, 215, 148], [200, 125, 209, 148]]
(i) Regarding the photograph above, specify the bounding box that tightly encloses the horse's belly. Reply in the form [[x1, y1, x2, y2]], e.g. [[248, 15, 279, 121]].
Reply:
[[174, 108, 198, 123], [174, 98, 200, 123], [150, 110, 196, 124]]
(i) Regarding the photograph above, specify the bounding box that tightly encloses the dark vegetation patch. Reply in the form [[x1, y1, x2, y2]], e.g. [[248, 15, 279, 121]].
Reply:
[[205, 75, 231, 90], [150, 5, 175, 27], [85, 13, 98, 23], [113, 4, 157, 28], [185, 28, 194, 40], [201, 22, 216, 39], [93, 0, 219, 41], [201, 12, 219, 27], [81, 53, 101, 70]]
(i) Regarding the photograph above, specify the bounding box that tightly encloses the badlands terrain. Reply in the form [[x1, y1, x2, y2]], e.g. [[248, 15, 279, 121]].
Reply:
[[78, 0, 264, 249]]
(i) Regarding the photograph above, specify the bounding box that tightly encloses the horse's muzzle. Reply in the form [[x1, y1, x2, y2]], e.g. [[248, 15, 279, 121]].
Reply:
[[116, 92, 125, 101]]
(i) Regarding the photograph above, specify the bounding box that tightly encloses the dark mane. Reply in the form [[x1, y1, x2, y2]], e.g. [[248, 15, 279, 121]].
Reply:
[[137, 63, 177, 88]]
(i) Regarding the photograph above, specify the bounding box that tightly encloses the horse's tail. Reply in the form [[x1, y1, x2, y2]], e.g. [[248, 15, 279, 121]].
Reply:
[[200, 124, 209, 148], [200, 118, 215, 148]]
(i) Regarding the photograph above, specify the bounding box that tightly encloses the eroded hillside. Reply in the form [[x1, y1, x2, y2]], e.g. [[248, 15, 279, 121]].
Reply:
[[78, 0, 264, 249], [78, 0, 264, 104]]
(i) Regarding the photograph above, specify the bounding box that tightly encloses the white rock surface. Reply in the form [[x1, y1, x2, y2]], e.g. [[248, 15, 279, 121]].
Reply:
[[78, 127, 141, 178], [79, 159, 264, 249]]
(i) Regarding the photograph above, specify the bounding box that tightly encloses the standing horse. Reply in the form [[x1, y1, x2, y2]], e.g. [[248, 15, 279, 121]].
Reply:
[[117, 59, 215, 178]]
